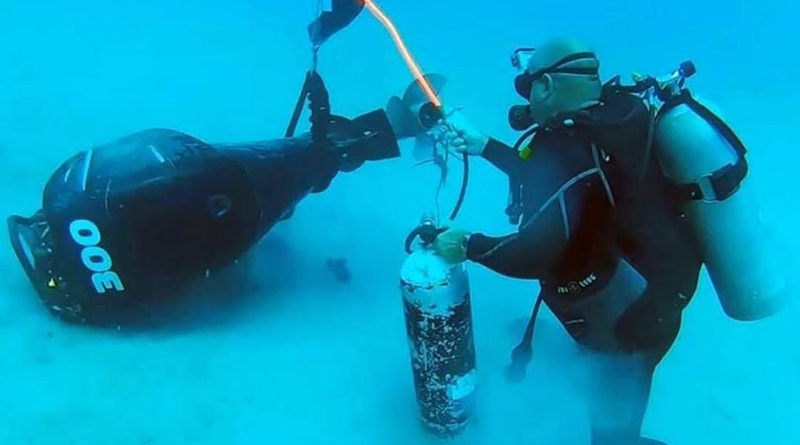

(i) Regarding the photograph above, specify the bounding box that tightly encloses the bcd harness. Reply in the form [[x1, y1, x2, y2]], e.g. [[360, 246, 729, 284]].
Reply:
[[505, 62, 749, 226]]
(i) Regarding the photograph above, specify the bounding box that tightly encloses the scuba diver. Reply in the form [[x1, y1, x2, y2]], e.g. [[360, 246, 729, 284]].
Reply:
[[431, 38, 788, 444], [6, 0, 438, 327]]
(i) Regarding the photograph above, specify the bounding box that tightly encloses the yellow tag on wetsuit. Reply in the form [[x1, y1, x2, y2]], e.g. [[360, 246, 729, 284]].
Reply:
[[518, 144, 533, 160]]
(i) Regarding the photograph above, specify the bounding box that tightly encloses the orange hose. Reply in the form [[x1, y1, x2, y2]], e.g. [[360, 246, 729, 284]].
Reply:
[[360, 0, 442, 108]]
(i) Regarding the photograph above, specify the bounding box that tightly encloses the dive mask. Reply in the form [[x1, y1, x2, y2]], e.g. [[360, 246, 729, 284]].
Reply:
[[509, 48, 536, 131], [508, 47, 600, 131], [511, 48, 600, 99]]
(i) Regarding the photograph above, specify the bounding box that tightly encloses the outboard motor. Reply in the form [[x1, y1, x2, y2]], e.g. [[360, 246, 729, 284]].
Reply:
[[8, 105, 399, 326]]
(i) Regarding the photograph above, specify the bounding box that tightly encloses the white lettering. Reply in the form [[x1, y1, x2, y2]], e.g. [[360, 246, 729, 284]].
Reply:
[[92, 271, 125, 293], [69, 219, 101, 246], [69, 219, 125, 295], [81, 246, 112, 272]]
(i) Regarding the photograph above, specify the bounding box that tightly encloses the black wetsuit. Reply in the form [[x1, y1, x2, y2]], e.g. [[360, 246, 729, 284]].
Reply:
[[465, 93, 703, 444]]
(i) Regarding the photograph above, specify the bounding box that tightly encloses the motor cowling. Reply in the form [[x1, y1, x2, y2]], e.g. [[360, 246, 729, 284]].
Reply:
[[8, 129, 278, 325]]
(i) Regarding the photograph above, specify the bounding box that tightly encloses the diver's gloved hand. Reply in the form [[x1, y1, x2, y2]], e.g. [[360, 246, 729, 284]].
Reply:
[[439, 111, 489, 156], [434, 227, 471, 263]]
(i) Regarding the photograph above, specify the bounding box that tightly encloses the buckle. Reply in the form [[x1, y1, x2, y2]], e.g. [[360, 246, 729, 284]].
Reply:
[[506, 203, 523, 225], [693, 162, 743, 203], [695, 174, 718, 202]]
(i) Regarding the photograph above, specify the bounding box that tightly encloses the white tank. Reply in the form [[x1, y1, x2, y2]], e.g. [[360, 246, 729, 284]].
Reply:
[[654, 101, 788, 320], [399, 247, 477, 437]]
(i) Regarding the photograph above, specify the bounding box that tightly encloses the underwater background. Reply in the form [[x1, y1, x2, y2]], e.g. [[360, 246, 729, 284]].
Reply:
[[1, 0, 798, 443]]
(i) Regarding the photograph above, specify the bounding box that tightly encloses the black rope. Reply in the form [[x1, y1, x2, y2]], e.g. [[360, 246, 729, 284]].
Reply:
[[448, 154, 469, 221], [285, 1, 325, 138], [505, 294, 544, 383], [285, 77, 311, 138]]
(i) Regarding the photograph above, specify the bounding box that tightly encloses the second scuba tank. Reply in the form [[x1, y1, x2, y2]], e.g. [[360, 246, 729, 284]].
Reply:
[[654, 100, 788, 321], [399, 219, 477, 437]]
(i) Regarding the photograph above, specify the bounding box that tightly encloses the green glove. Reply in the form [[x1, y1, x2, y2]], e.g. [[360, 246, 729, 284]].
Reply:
[[434, 227, 471, 264]]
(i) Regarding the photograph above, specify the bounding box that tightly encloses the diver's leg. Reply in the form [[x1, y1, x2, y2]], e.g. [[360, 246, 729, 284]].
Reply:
[[584, 284, 682, 445], [582, 349, 666, 445]]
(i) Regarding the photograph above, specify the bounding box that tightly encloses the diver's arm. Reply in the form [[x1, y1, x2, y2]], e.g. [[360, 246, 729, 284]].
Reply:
[[442, 112, 522, 177], [481, 138, 524, 178], [464, 161, 605, 279], [464, 205, 569, 279]]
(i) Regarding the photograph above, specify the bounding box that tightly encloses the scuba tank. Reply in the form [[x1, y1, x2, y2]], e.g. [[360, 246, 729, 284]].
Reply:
[[654, 98, 787, 320], [641, 63, 787, 321], [399, 215, 477, 437]]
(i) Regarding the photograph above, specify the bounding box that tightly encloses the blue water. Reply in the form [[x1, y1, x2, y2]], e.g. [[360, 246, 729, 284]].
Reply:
[[1, 0, 798, 444]]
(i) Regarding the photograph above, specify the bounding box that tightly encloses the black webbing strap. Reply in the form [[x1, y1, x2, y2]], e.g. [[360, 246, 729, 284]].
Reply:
[[660, 90, 749, 202]]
